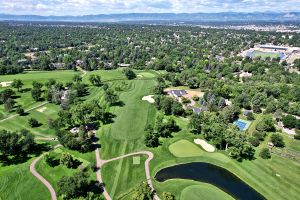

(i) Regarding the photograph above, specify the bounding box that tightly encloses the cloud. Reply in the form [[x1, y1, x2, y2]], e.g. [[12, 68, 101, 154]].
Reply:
[[0, 0, 299, 15]]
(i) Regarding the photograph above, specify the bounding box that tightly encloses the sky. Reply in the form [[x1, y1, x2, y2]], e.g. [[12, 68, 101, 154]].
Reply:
[[0, 0, 300, 16]]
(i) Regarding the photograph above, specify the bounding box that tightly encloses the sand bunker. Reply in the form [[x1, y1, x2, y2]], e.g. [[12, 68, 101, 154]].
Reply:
[[37, 107, 47, 113], [142, 95, 155, 103], [0, 81, 13, 87], [137, 74, 143, 78], [194, 139, 215, 152]]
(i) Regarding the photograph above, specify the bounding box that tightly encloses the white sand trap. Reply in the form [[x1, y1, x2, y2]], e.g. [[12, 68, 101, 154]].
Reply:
[[37, 107, 47, 113], [142, 95, 155, 103], [0, 81, 13, 87], [137, 74, 143, 78], [194, 139, 215, 152]]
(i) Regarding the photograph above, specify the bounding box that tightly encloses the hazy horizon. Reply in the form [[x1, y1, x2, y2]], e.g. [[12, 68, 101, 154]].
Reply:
[[0, 0, 299, 16]]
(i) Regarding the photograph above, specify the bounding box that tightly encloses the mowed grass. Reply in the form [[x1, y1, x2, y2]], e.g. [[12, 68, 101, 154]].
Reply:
[[102, 156, 147, 200], [36, 147, 96, 192], [0, 160, 50, 200], [169, 139, 203, 157], [0, 70, 78, 88], [99, 78, 158, 199], [251, 50, 280, 59], [0, 103, 59, 137], [180, 183, 234, 200], [0, 70, 78, 119]]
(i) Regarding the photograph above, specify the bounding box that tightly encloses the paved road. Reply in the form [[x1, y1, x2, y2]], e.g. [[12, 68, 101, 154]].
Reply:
[[0, 101, 49, 123], [30, 155, 57, 200], [95, 148, 160, 200]]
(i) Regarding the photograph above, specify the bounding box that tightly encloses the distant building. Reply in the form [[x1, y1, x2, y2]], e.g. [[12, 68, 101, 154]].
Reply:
[[243, 110, 253, 116], [76, 60, 83, 66], [193, 107, 207, 114], [168, 90, 187, 98], [259, 45, 288, 51]]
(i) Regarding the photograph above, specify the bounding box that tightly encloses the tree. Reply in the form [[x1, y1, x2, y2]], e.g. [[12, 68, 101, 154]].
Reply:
[[16, 106, 25, 115], [44, 152, 60, 167], [131, 181, 153, 200], [144, 127, 159, 148], [73, 74, 82, 83], [247, 112, 255, 120], [259, 148, 271, 159], [270, 134, 285, 147], [0, 129, 35, 157], [28, 118, 39, 128], [60, 153, 75, 168], [11, 79, 24, 92], [123, 68, 136, 80], [248, 136, 260, 147], [4, 98, 15, 112], [189, 113, 203, 133], [104, 89, 119, 106], [282, 115, 297, 129], [256, 116, 275, 132], [57, 172, 89, 199], [89, 74, 102, 86], [31, 81, 43, 101], [0, 89, 15, 104], [162, 192, 175, 200]]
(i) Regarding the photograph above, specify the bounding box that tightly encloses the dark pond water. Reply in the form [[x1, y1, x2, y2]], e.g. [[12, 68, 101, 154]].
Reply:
[[155, 162, 265, 200]]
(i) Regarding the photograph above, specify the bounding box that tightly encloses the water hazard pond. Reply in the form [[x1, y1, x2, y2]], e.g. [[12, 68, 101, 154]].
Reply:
[[155, 162, 266, 200]]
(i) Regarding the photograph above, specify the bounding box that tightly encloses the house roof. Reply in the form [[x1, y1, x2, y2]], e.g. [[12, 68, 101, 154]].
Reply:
[[170, 90, 187, 97]]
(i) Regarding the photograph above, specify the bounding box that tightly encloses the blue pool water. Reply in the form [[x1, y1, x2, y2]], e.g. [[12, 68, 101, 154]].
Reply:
[[234, 119, 250, 131]]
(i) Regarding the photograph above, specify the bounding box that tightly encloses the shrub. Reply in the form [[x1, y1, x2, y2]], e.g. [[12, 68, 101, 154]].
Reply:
[[181, 97, 191, 104], [44, 152, 60, 167], [270, 133, 285, 147], [16, 106, 25, 115], [248, 136, 260, 147], [247, 112, 255, 120], [28, 118, 39, 128], [253, 131, 266, 141], [282, 115, 297, 129], [192, 96, 200, 101], [260, 148, 271, 159], [60, 153, 75, 168], [294, 132, 300, 140]]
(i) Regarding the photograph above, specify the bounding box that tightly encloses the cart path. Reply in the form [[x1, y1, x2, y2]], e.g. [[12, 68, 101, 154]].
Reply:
[[30, 156, 57, 200], [95, 148, 160, 200], [30, 144, 61, 200]]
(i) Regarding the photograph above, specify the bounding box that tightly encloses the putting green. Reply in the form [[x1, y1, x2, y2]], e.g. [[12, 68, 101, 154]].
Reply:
[[180, 184, 234, 200], [169, 140, 203, 157]]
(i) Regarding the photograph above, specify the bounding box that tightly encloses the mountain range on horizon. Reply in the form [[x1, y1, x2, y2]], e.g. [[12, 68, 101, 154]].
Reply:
[[1, 12, 300, 22]]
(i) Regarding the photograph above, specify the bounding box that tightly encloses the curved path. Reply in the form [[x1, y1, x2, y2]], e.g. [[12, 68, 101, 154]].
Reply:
[[30, 155, 57, 200], [95, 148, 160, 200], [30, 144, 61, 200]]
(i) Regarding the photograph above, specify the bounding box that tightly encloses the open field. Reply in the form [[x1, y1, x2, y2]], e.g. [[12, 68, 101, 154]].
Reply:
[[250, 50, 281, 59]]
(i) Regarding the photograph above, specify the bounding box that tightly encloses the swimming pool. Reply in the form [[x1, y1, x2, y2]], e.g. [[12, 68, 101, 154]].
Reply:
[[234, 119, 251, 131]]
